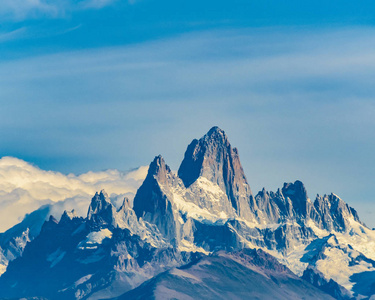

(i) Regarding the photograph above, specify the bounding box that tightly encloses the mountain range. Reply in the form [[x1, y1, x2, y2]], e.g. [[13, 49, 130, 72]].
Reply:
[[0, 126, 374, 299]]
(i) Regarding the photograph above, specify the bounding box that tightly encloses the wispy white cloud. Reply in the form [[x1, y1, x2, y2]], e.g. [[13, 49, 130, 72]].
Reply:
[[0, 28, 27, 42], [79, 0, 117, 9], [0, 0, 61, 20], [0, 157, 148, 232], [0, 0, 116, 20]]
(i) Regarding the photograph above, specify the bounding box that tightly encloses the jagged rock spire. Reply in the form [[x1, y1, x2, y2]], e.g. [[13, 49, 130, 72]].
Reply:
[[40, 215, 59, 234], [146, 155, 172, 185], [59, 209, 77, 226], [178, 126, 253, 219], [118, 197, 131, 211], [178, 127, 237, 187], [133, 155, 172, 219], [87, 190, 115, 228], [312, 193, 362, 231], [133, 155, 178, 242], [87, 190, 112, 219], [282, 180, 310, 217], [178, 127, 229, 188]]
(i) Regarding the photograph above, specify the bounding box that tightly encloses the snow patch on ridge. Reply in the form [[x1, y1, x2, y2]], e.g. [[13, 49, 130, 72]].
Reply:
[[316, 245, 375, 292], [78, 229, 112, 250], [274, 244, 309, 277], [74, 274, 93, 286], [307, 217, 375, 262], [194, 177, 226, 201], [170, 268, 202, 282], [0, 250, 7, 275], [159, 182, 222, 223], [178, 239, 210, 255], [158, 175, 236, 224], [47, 248, 66, 268], [171, 191, 219, 223]]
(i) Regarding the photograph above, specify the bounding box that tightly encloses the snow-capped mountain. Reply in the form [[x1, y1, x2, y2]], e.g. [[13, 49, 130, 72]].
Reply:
[[0, 126, 374, 299], [0, 164, 148, 277], [0, 204, 52, 275], [0, 190, 196, 299]]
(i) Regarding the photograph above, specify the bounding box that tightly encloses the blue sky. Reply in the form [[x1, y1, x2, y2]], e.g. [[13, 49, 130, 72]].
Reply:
[[1, 0, 375, 226]]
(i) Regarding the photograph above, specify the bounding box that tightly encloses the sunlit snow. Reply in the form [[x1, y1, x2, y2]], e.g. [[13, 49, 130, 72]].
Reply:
[[78, 229, 113, 250]]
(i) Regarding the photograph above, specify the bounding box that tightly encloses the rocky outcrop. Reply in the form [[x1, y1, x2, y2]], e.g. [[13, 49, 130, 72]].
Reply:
[[302, 267, 353, 300], [0, 205, 52, 275], [133, 155, 180, 244], [254, 181, 313, 225], [178, 126, 254, 220], [87, 190, 116, 229], [255, 181, 362, 233], [312, 193, 362, 232]]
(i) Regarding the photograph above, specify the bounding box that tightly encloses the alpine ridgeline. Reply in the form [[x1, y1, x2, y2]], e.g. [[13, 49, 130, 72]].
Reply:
[[0, 126, 374, 300]]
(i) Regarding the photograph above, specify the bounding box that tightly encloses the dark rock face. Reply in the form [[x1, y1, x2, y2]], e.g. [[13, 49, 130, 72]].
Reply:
[[254, 181, 311, 225], [188, 219, 242, 252], [312, 193, 362, 232], [254, 188, 282, 222], [350, 269, 375, 298], [177, 138, 202, 188], [302, 267, 353, 300], [282, 180, 310, 218], [178, 126, 253, 219], [0, 213, 88, 299], [133, 155, 178, 243], [87, 190, 116, 229], [254, 181, 313, 225], [133, 156, 172, 219], [0, 205, 51, 264]]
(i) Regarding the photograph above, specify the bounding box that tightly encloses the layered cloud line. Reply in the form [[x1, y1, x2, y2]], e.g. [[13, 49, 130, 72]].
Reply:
[[0, 156, 148, 232]]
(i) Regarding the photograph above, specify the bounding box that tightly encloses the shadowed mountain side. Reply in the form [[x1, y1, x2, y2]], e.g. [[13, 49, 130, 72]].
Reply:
[[302, 267, 353, 300], [113, 248, 334, 300], [133, 155, 179, 243]]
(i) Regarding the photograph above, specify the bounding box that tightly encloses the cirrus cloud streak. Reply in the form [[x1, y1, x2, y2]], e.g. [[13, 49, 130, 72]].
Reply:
[[0, 0, 117, 21]]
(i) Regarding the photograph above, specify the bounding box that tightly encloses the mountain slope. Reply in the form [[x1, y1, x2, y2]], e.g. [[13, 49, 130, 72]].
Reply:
[[114, 248, 334, 300], [0, 204, 52, 275], [0, 191, 197, 299]]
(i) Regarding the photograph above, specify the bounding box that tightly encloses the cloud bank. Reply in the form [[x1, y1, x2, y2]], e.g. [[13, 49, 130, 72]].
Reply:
[[0, 156, 148, 232]]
